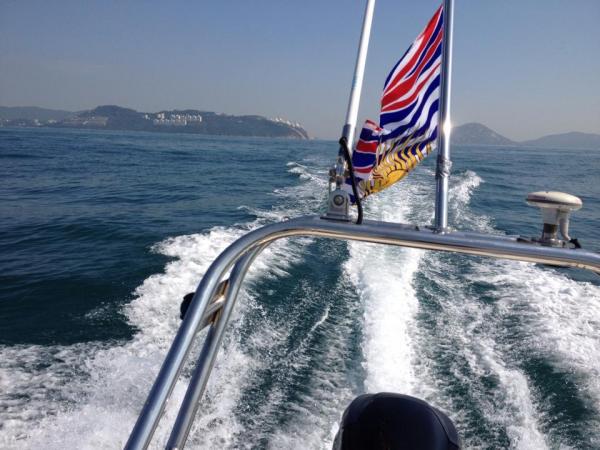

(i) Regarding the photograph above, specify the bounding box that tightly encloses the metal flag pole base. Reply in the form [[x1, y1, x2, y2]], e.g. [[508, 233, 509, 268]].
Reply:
[[434, 152, 452, 233], [324, 137, 364, 224]]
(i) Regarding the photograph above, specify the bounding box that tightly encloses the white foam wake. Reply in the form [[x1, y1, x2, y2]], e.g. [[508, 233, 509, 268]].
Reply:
[[417, 252, 548, 449], [0, 159, 326, 449], [345, 168, 553, 448], [434, 169, 598, 447], [472, 260, 600, 441], [345, 170, 482, 399], [344, 178, 429, 396], [422, 171, 549, 448], [3, 156, 598, 449]]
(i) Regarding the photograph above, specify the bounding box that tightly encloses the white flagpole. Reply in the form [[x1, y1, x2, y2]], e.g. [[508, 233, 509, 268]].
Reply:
[[341, 0, 376, 149], [327, 0, 375, 221], [434, 0, 455, 231]]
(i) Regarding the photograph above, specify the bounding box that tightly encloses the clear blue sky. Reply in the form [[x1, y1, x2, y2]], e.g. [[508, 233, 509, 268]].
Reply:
[[1, 0, 598, 140]]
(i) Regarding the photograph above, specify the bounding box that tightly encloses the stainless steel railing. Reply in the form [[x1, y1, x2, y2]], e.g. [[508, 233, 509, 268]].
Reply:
[[125, 215, 600, 449]]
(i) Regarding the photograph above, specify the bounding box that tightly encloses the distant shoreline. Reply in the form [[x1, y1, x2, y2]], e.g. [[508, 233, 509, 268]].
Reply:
[[3, 125, 600, 151], [4, 126, 600, 151], [0, 105, 310, 140], [2, 106, 600, 148], [0, 125, 319, 142]]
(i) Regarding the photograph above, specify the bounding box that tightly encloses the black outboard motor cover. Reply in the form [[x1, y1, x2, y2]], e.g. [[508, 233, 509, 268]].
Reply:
[[333, 393, 460, 450]]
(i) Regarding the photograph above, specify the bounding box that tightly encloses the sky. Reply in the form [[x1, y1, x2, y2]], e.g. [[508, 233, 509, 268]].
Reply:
[[1, 0, 599, 141]]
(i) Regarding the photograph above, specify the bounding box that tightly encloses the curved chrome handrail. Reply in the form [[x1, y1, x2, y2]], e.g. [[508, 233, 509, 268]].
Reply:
[[125, 215, 600, 449]]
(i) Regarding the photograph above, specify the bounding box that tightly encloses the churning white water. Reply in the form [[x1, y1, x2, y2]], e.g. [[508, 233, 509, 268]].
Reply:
[[1, 157, 599, 449]]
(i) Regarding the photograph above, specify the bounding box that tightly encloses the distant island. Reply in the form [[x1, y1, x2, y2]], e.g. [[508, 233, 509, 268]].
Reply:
[[0, 105, 309, 140], [451, 122, 600, 149], [2, 106, 599, 148]]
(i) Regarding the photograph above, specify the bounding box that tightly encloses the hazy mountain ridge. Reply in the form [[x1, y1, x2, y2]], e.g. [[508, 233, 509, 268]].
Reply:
[[451, 122, 515, 146], [0, 105, 309, 139], [452, 122, 600, 149], [520, 132, 600, 149], [2, 105, 598, 147], [0, 106, 74, 121]]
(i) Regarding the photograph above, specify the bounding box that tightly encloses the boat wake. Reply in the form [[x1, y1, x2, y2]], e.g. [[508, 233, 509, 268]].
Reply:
[[343, 167, 599, 449], [1, 158, 599, 449], [0, 161, 324, 449]]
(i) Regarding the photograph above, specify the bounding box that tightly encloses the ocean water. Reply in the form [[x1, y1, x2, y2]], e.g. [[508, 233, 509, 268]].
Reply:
[[1, 127, 599, 449]]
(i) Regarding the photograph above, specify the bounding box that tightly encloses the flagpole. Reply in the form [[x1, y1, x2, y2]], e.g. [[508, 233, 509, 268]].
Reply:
[[434, 0, 455, 231], [327, 0, 376, 221], [341, 0, 376, 150]]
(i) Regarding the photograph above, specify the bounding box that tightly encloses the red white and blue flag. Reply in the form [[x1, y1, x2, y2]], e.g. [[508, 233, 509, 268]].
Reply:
[[346, 5, 444, 201]]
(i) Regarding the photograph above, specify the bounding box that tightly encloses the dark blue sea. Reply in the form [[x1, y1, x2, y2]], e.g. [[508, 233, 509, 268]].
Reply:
[[1, 127, 599, 449]]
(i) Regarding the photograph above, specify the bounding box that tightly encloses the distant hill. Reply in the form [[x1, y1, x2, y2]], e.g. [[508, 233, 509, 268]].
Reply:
[[521, 132, 600, 150], [0, 105, 309, 139], [0, 106, 74, 121], [451, 123, 600, 149], [3, 106, 598, 146], [451, 122, 515, 146]]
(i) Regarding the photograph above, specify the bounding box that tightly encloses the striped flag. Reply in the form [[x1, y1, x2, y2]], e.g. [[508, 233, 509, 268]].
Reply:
[[346, 5, 444, 202]]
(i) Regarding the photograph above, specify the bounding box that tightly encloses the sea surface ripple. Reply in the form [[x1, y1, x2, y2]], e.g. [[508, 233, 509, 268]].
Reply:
[[1, 127, 599, 449]]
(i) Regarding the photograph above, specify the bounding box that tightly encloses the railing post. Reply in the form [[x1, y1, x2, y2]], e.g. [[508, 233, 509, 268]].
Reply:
[[166, 247, 263, 449], [124, 258, 243, 450]]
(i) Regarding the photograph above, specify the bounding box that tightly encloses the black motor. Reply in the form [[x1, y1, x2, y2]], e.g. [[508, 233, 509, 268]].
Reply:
[[333, 393, 460, 450]]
